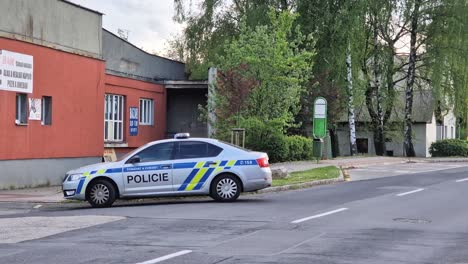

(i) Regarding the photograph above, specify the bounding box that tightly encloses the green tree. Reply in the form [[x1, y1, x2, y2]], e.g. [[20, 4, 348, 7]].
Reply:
[[173, 0, 294, 79], [427, 0, 468, 139], [210, 10, 315, 137]]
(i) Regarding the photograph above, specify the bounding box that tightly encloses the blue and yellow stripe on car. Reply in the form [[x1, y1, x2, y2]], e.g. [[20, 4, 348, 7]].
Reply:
[[177, 159, 257, 191], [77, 168, 118, 194]]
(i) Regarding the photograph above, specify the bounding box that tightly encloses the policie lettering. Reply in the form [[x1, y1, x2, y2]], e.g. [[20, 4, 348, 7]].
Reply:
[[127, 173, 169, 184]]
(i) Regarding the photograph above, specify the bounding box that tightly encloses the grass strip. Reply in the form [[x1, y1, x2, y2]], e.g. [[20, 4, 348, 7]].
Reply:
[[272, 166, 340, 187]]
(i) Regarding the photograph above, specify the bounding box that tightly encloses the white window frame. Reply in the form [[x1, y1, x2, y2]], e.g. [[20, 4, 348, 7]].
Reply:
[[139, 98, 154, 125], [105, 94, 124, 142]]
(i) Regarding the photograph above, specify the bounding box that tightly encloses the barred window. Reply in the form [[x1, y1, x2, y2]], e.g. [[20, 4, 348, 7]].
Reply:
[[139, 98, 154, 125], [105, 94, 124, 142]]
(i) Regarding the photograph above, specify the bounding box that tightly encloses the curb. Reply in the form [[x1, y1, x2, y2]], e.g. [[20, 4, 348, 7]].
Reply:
[[254, 168, 344, 194], [409, 158, 468, 163]]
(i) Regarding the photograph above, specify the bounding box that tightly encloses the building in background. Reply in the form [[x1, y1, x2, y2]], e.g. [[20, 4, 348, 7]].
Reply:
[[336, 91, 457, 157], [0, 0, 207, 189]]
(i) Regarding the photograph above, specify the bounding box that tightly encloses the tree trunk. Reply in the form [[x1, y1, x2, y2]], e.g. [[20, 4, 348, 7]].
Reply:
[[346, 42, 358, 156], [372, 16, 386, 156], [404, 0, 421, 157]]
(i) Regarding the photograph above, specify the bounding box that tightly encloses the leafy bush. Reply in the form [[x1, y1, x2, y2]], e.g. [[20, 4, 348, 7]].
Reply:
[[285, 135, 313, 161], [240, 117, 288, 163], [429, 139, 468, 157], [238, 117, 313, 162]]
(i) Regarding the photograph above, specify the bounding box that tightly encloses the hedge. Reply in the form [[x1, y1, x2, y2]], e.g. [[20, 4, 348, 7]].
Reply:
[[238, 118, 314, 163], [284, 135, 313, 161], [429, 139, 468, 157]]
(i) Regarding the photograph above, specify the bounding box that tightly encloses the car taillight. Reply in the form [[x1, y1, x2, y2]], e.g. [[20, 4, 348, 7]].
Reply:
[[256, 157, 269, 168]]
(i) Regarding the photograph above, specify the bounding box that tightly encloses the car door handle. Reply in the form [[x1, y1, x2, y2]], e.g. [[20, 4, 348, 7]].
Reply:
[[207, 162, 217, 166], [161, 165, 172, 169]]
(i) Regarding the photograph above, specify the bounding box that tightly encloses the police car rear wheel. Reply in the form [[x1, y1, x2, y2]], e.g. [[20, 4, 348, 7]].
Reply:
[[210, 174, 241, 202], [88, 180, 116, 208]]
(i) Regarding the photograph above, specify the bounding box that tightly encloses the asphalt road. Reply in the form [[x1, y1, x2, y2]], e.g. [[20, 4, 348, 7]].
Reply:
[[1, 163, 468, 264]]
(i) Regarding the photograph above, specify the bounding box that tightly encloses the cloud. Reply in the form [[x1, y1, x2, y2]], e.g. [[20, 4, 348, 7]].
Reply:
[[68, 0, 183, 54]]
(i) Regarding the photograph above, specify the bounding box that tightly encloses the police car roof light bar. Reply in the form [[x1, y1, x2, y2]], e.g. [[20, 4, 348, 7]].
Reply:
[[174, 133, 190, 139]]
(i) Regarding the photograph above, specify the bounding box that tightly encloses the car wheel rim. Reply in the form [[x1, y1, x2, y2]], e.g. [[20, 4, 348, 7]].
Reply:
[[90, 184, 110, 204], [216, 178, 237, 199]]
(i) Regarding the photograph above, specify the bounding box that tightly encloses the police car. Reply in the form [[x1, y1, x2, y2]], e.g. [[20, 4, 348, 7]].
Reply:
[[62, 133, 272, 207]]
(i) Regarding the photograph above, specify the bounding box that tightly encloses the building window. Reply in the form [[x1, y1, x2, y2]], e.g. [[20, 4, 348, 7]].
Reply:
[[139, 98, 154, 125], [356, 138, 369, 154], [444, 126, 448, 139], [15, 93, 27, 125], [42, 96, 52, 125], [105, 94, 124, 142]]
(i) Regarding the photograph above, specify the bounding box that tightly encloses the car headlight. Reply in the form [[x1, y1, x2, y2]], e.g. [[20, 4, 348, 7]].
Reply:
[[67, 173, 83, 181]]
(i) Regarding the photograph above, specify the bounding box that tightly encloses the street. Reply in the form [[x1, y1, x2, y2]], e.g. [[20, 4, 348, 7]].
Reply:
[[1, 163, 468, 264]]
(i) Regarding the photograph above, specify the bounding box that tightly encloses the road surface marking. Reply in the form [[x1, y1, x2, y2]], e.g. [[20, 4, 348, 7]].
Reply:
[[291, 208, 348, 224], [396, 188, 424, 197], [135, 250, 192, 264], [33, 205, 42, 209], [456, 178, 468, 183]]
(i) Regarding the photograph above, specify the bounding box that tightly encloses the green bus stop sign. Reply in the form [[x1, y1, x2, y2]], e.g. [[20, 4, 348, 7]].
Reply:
[[313, 97, 327, 139]]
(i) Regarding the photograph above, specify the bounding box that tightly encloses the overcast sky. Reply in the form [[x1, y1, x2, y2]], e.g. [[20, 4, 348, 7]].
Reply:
[[68, 0, 184, 55]]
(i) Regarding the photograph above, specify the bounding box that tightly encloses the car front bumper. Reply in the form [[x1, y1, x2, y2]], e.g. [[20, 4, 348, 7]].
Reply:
[[62, 180, 86, 200]]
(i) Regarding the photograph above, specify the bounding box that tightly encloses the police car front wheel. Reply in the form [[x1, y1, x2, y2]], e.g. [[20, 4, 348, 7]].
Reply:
[[87, 179, 116, 208], [210, 174, 241, 202]]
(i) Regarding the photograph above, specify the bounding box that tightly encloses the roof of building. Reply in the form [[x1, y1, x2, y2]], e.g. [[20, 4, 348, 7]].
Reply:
[[102, 29, 187, 81], [60, 0, 104, 15], [103, 29, 184, 65], [337, 90, 435, 123]]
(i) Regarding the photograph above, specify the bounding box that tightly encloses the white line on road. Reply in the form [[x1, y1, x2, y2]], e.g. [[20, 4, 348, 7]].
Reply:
[[396, 188, 424, 197], [135, 250, 192, 264], [291, 208, 348, 224], [456, 178, 468, 183]]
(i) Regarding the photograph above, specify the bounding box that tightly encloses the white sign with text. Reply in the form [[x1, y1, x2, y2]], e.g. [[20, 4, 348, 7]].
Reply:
[[0, 50, 33, 93]]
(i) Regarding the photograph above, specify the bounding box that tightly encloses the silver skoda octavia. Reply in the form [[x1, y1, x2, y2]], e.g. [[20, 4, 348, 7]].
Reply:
[[62, 133, 272, 207]]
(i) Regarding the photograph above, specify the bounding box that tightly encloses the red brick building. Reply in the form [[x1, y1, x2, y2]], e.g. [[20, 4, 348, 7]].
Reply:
[[0, 0, 207, 188]]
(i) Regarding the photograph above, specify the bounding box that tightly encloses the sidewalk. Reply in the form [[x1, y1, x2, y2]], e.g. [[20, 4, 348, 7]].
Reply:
[[271, 156, 409, 172], [0, 186, 64, 203], [1, 156, 467, 204], [271, 156, 468, 172]]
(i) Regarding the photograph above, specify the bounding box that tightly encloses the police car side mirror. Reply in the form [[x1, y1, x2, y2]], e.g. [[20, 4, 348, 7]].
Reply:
[[127, 155, 141, 164]]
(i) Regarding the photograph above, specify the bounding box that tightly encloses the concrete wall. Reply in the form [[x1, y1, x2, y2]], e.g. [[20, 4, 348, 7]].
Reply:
[[412, 123, 427, 157], [0, 0, 102, 58], [103, 30, 186, 81], [384, 131, 405, 157], [426, 114, 437, 156], [336, 124, 375, 156], [0, 157, 101, 189]]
